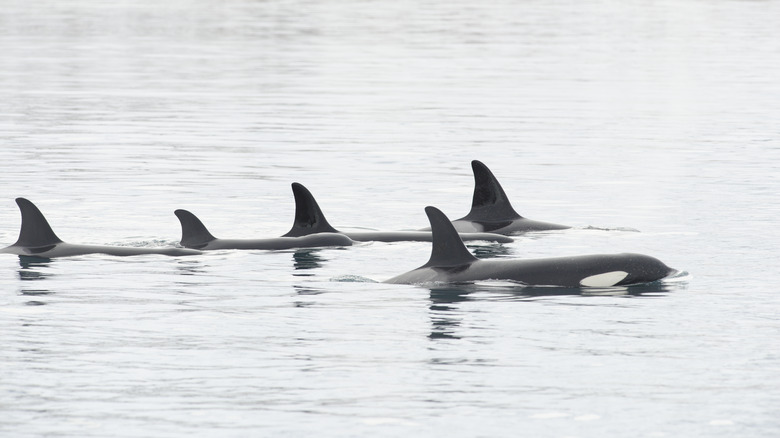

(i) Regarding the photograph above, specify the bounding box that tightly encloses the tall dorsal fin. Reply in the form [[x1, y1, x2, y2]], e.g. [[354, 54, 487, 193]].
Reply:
[[13, 198, 63, 248], [422, 206, 478, 268], [460, 160, 522, 222], [282, 182, 340, 237], [174, 209, 216, 249]]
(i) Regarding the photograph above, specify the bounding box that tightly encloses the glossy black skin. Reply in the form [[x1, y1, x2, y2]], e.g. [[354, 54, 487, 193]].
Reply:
[[420, 160, 569, 235], [385, 252, 675, 287], [286, 182, 513, 243], [342, 230, 513, 243], [386, 206, 676, 287], [1, 198, 200, 258], [174, 209, 353, 250], [0, 242, 198, 257]]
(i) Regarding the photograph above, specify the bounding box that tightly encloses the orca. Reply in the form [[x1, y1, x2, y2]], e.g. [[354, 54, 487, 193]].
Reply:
[[283, 182, 513, 243], [0, 198, 200, 257], [421, 160, 569, 235], [174, 208, 353, 250], [385, 206, 677, 287]]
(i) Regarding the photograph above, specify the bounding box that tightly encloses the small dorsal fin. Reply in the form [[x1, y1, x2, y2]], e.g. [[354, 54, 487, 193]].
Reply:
[[13, 198, 63, 248], [460, 160, 522, 222], [282, 183, 340, 237], [174, 209, 216, 249], [422, 206, 478, 268]]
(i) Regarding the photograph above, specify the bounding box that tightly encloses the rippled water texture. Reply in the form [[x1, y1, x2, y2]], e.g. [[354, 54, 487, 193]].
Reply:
[[1, 1, 779, 436]]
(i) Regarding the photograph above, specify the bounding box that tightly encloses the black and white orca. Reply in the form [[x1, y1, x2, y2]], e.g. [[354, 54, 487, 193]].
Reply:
[[422, 160, 569, 235], [0, 198, 200, 257], [284, 182, 513, 243], [386, 206, 676, 287], [173, 206, 354, 250]]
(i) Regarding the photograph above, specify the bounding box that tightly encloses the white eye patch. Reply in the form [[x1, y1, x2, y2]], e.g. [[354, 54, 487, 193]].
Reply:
[[579, 271, 629, 287]]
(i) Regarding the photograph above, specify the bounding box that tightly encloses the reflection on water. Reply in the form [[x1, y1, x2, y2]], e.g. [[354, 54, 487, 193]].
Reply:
[[174, 259, 207, 276], [428, 286, 472, 340], [293, 285, 326, 296], [515, 282, 680, 299], [293, 284, 328, 308], [429, 286, 473, 305], [427, 280, 678, 301], [425, 281, 677, 339], [172, 259, 214, 291], [17, 256, 52, 280], [17, 256, 53, 305], [292, 249, 324, 276], [19, 290, 52, 296]]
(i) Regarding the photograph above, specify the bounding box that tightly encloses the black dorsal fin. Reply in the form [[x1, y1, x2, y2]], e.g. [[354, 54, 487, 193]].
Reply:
[[422, 206, 478, 268], [13, 198, 63, 248], [282, 183, 340, 237], [174, 209, 216, 249], [460, 160, 522, 222]]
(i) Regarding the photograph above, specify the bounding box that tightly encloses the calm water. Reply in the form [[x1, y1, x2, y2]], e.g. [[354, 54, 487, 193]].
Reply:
[[1, 0, 779, 436]]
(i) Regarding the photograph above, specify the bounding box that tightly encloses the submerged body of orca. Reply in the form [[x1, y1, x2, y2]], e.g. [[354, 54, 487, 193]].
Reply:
[[174, 208, 353, 250], [0, 198, 200, 257], [421, 160, 569, 235], [386, 206, 676, 287], [284, 182, 513, 243]]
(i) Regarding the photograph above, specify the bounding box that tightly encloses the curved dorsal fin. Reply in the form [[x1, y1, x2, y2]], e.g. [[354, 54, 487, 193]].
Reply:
[[422, 206, 478, 268], [13, 198, 63, 248], [460, 160, 522, 222], [174, 209, 216, 249], [282, 182, 340, 237]]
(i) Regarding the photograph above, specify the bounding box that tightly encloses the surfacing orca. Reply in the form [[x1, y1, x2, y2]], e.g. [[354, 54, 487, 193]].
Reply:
[[0, 198, 200, 257], [174, 208, 353, 250], [422, 160, 569, 235], [283, 182, 513, 243], [386, 206, 677, 287]]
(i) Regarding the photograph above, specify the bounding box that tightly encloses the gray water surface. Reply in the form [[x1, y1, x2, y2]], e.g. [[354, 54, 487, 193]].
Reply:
[[1, 1, 779, 437]]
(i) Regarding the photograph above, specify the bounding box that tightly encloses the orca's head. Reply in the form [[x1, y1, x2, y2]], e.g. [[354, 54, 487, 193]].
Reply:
[[614, 254, 676, 286]]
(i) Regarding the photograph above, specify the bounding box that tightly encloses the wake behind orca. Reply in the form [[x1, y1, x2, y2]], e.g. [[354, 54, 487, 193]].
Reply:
[[0, 198, 200, 257], [421, 160, 569, 235], [386, 206, 676, 287], [284, 182, 513, 243]]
